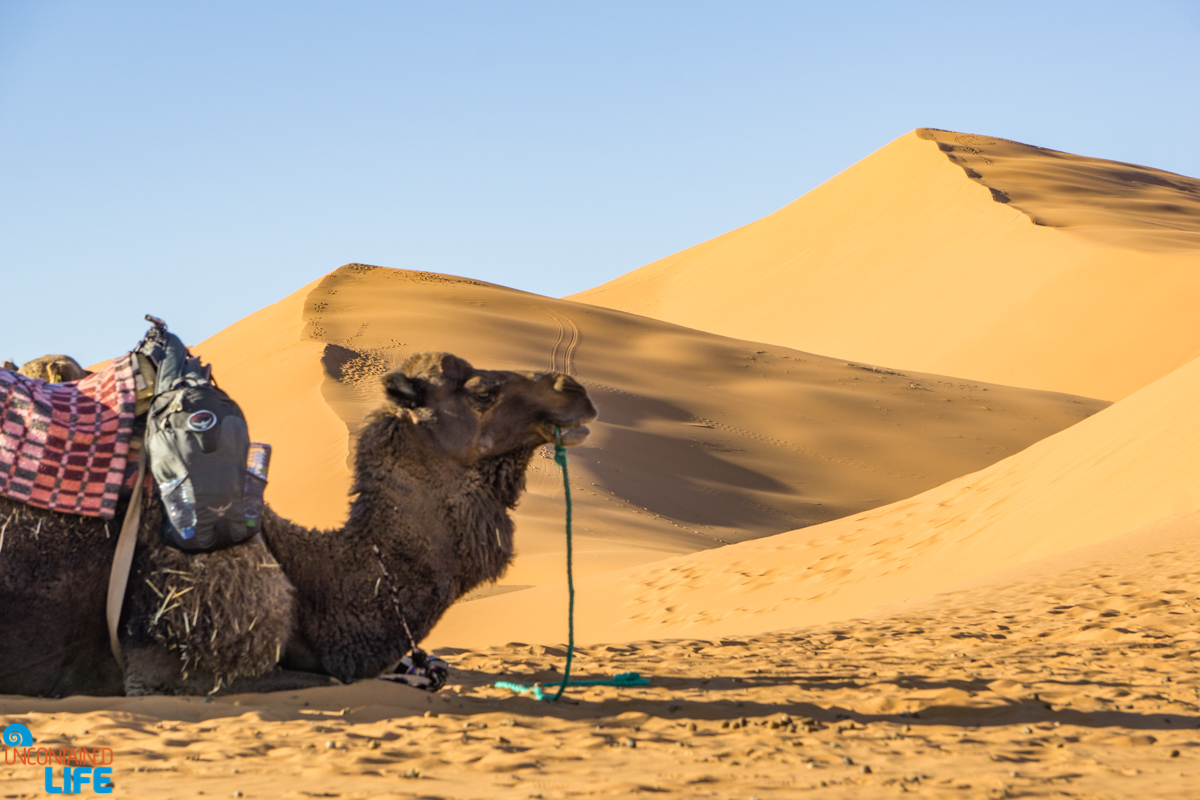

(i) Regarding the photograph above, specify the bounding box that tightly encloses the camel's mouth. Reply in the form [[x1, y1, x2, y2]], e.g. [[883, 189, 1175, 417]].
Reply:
[[543, 422, 591, 446]]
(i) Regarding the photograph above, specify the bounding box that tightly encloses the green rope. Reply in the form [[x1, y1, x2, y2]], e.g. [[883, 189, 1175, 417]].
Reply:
[[495, 672, 648, 701], [495, 425, 650, 701], [550, 424, 574, 701]]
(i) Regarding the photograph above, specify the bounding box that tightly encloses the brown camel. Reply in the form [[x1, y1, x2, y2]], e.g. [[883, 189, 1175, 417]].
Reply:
[[16, 354, 92, 383], [0, 352, 596, 696]]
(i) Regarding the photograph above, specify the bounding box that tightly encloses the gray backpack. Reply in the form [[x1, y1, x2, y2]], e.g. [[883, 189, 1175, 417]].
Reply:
[[137, 319, 269, 552]]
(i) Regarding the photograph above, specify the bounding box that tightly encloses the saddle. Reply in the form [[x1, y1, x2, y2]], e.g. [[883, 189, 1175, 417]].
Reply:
[[0, 322, 269, 541], [0, 355, 140, 518]]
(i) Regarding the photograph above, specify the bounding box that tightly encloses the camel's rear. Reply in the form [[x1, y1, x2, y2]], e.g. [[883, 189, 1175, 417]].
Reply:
[[0, 357, 139, 695], [0, 497, 125, 696]]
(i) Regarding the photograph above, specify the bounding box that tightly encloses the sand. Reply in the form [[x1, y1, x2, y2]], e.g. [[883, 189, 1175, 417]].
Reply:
[[571, 129, 1200, 401], [193, 264, 1102, 587], [4, 511, 1199, 799]]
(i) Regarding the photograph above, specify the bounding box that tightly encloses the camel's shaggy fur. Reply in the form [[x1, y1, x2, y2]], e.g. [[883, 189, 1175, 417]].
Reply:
[[0, 498, 124, 696], [122, 504, 296, 694], [17, 354, 91, 383], [0, 352, 595, 696]]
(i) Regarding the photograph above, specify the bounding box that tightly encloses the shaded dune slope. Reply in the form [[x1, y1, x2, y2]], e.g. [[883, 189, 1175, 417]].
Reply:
[[195, 264, 1103, 588], [921, 128, 1200, 251], [430, 349, 1200, 647], [571, 129, 1200, 401]]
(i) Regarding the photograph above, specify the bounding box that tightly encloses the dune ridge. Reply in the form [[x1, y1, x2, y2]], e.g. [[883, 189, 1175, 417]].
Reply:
[[919, 128, 1200, 252], [570, 129, 1200, 401]]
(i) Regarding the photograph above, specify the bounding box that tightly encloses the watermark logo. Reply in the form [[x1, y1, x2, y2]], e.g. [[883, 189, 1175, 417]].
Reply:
[[2, 722, 114, 794], [3, 723, 32, 746]]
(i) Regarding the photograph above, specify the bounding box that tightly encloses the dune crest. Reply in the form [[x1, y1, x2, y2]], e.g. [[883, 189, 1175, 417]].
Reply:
[[571, 130, 1200, 401], [919, 128, 1200, 252]]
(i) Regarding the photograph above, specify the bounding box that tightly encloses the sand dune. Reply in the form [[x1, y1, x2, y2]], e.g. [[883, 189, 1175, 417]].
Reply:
[[429, 347, 1200, 648], [571, 129, 1200, 401], [194, 264, 1102, 587]]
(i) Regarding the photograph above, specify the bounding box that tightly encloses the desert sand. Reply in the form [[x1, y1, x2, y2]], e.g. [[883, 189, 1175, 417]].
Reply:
[[571, 129, 1200, 401], [5, 129, 1200, 799], [3, 511, 1198, 798]]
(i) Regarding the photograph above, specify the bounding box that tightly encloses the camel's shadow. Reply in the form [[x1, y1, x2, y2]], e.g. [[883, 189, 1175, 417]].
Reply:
[[1, 666, 1190, 735], [436, 664, 1200, 734]]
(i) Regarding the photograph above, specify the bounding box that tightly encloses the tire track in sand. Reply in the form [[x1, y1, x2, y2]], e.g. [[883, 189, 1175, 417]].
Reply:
[[539, 307, 580, 375]]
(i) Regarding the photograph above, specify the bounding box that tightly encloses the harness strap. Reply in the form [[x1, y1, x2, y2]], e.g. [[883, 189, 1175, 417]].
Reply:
[[107, 444, 147, 669], [372, 543, 432, 671]]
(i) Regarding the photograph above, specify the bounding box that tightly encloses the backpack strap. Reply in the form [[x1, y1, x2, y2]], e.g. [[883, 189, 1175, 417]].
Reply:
[[107, 444, 147, 669]]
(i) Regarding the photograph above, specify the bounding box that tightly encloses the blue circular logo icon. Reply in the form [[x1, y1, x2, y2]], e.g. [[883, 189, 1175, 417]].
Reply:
[[2, 723, 31, 746]]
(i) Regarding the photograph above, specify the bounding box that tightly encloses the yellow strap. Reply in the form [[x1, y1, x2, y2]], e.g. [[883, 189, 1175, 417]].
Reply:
[[107, 445, 147, 669]]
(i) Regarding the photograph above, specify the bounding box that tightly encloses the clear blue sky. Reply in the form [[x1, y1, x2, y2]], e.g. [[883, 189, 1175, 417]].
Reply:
[[2, 1, 1198, 366]]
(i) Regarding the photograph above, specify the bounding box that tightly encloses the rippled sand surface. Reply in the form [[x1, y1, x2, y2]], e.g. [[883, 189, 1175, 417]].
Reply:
[[5, 513, 1199, 799]]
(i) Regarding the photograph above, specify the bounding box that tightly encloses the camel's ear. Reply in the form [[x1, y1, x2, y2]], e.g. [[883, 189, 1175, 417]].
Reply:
[[383, 371, 424, 408]]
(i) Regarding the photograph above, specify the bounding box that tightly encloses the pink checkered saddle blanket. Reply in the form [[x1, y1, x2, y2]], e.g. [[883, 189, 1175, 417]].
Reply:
[[0, 355, 137, 518]]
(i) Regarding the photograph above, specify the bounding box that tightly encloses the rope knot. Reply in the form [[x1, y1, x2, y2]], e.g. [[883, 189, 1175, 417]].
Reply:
[[553, 426, 567, 467]]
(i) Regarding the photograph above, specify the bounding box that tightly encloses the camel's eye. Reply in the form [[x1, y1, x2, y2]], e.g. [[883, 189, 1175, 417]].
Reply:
[[464, 376, 497, 405]]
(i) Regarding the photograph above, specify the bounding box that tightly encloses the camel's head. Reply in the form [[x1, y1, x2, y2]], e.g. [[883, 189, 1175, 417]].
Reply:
[[382, 352, 597, 464]]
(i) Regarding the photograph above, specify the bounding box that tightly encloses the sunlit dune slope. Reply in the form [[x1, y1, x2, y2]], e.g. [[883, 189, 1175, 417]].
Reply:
[[570, 129, 1200, 401], [194, 264, 1103, 588], [428, 350, 1200, 648], [188, 276, 346, 532]]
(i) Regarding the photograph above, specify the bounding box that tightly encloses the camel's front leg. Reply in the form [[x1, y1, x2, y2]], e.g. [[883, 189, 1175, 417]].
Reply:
[[122, 644, 337, 696], [219, 669, 338, 694]]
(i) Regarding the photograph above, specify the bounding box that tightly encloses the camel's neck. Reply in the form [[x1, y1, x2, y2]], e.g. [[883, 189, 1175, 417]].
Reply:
[[344, 412, 534, 592], [262, 412, 537, 680]]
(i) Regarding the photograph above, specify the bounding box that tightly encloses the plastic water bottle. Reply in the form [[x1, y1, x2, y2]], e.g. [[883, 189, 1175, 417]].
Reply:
[[243, 442, 271, 524], [246, 442, 271, 481], [159, 475, 197, 540]]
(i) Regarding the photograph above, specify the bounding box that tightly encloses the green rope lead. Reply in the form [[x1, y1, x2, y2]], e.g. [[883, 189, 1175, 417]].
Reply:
[[550, 424, 574, 701], [495, 672, 648, 701], [494, 425, 650, 701]]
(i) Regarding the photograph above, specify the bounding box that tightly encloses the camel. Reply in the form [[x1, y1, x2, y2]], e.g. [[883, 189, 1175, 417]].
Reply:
[[15, 354, 92, 383], [0, 352, 596, 696]]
